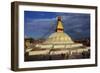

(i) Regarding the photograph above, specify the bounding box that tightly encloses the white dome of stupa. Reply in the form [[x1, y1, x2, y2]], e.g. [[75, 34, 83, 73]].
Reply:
[[44, 32, 74, 44]]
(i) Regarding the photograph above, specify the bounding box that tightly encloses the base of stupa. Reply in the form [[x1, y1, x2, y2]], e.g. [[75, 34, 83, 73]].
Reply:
[[26, 46, 89, 56], [35, 43, 83, 49], [25, 47, 90, 61]]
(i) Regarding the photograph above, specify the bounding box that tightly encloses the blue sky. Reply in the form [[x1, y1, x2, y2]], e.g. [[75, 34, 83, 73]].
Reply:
[[24, 11, 90, 40]]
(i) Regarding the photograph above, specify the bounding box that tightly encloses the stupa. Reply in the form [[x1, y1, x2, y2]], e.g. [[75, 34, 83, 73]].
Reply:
[[28, 16, 90, 56], [36, 16, 83, 49]]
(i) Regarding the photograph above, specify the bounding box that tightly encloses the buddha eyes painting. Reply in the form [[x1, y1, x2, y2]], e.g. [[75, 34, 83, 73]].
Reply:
[[24, 11, 90, 61]]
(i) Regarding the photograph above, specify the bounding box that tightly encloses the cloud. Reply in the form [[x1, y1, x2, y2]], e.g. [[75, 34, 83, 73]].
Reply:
[[24, 17, 57, 39], [24, 12, 90, 39]]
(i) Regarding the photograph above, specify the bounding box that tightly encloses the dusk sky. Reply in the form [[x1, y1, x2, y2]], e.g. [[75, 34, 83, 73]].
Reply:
[[24, 11, 90, 40]]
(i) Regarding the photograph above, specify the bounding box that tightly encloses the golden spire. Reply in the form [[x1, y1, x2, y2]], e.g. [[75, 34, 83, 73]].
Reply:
[[56, 16, 64, 32]]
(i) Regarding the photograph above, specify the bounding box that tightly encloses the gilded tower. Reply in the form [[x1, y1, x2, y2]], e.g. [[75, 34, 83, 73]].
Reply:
[[56, 16, 64, 32]]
